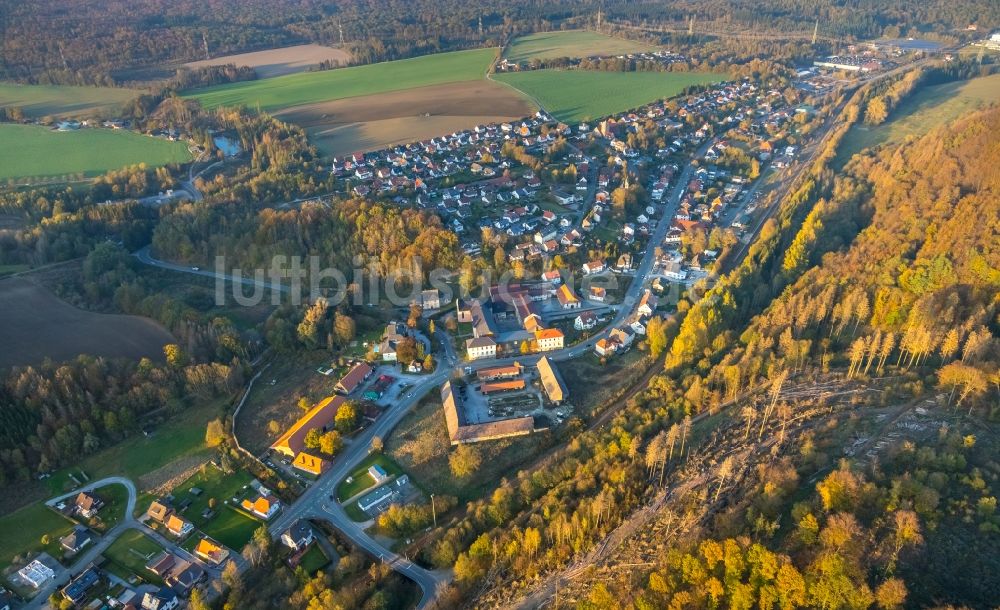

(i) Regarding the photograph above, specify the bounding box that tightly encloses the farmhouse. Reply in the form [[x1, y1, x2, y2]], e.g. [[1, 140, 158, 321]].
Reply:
[[271, 395, 346, 457], [556, 284, 581, 309], [335, 362, 374, 395], [480, 379, 527, 394], [441, 381, 535, 444], [536, 356, 568, 404], [477, 363, 522, 381]]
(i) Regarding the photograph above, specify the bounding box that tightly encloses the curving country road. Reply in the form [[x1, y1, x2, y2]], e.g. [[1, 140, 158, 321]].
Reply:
[[28, 477, 229, 610]]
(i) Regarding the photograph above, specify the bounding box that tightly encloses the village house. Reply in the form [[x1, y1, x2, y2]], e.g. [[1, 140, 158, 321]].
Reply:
[[241, 493, 281, 520], [466, 335, 497, 360], [574, 311, 598, 331], [534, 328, 565, 352], [421, 288, 441, 310], [60, 526, 93, 553], [194, 538, 229, 565], [292, 452, 329, 476], [74, 491, 104, 518], [165, 514, 193, 538], [637, 289, 659, 317], [281, 520, 315, 551], [589, 286, 607, 302], [141, 587, 179, 610], [582, 260, 606, 275], [377, 322, 409, 361]]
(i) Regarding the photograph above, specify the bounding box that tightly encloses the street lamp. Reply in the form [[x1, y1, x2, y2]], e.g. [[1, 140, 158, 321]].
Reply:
[[430, 493, 437, 528]]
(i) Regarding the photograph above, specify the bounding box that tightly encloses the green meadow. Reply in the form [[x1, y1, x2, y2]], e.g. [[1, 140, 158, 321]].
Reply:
[[185, 48, 498, 111], [0, 82, 140, 118], [495, 69, 722, 123], [505, 30, 657, 64], [0, 124, 191, 181], [837, 72, 1000, 165]]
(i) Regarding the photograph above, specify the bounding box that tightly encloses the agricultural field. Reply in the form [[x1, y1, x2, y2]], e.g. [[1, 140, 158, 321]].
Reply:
[[0, 124, 191, 182], [494, 69, 722, 123], [0, 277, 176, 369], [277, 80, 535, 157], [183, 43, 351, 78], [185, 48, 498, 112], [504, 30, 657, 63], [837, 72, 1000, 164], [0, 81, 140, 118]]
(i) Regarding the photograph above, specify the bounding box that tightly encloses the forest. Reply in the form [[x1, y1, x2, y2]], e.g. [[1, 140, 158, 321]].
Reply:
[[414, 104, 998, 608], [1, 0, 996, 85]]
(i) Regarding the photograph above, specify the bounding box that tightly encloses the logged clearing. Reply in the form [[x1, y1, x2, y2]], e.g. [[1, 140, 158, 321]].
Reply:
[[185, 48, 497, 111], [0, 81, 140, 118], [505, 30, 657, 63], [837, 73, 1000, 163], [0, 124, 191, 181], [495, 69, 722, 123], [277, 80, 535, 156], [0, 277, 175, 369], [183, 44, 352, 78]]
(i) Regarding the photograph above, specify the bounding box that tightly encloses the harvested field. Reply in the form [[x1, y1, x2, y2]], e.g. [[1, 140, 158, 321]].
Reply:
[[277, 80, 535, 156], [183, 44, 351, 79], [0, 277, 175, 369]]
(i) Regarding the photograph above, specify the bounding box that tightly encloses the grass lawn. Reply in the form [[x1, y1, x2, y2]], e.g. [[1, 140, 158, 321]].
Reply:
[[200, 507, 261, 551], [0, 503, 76, 568], [0, 263, 29, 277], [102, 529, 165, 584], [336, 454, 405, 502], [505, 30, 657, 63], [45, 398, 226, 497], [0, 124, 192, 182], [90, 483, 131, 532], [170, 466, 253, 529], [186, 48, 497, 112], [386, 395, 550, 503], [495, 69, 722, 123], [0, 82, 140, 118], [298, 544, 330, 574], [836, 73, 1000, 165]]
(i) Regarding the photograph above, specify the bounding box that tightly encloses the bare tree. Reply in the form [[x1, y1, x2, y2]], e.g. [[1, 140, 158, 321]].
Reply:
[[758, 370, 788, 440], [714, 456, 734, 502]]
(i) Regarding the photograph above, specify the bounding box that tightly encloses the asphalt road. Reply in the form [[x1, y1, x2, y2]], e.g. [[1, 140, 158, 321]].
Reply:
[[27, 477, 228, 610]]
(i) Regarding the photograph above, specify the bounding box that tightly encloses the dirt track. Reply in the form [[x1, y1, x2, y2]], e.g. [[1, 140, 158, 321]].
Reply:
[[0, 277, 175, 369], [276, 80, 536, 156]]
